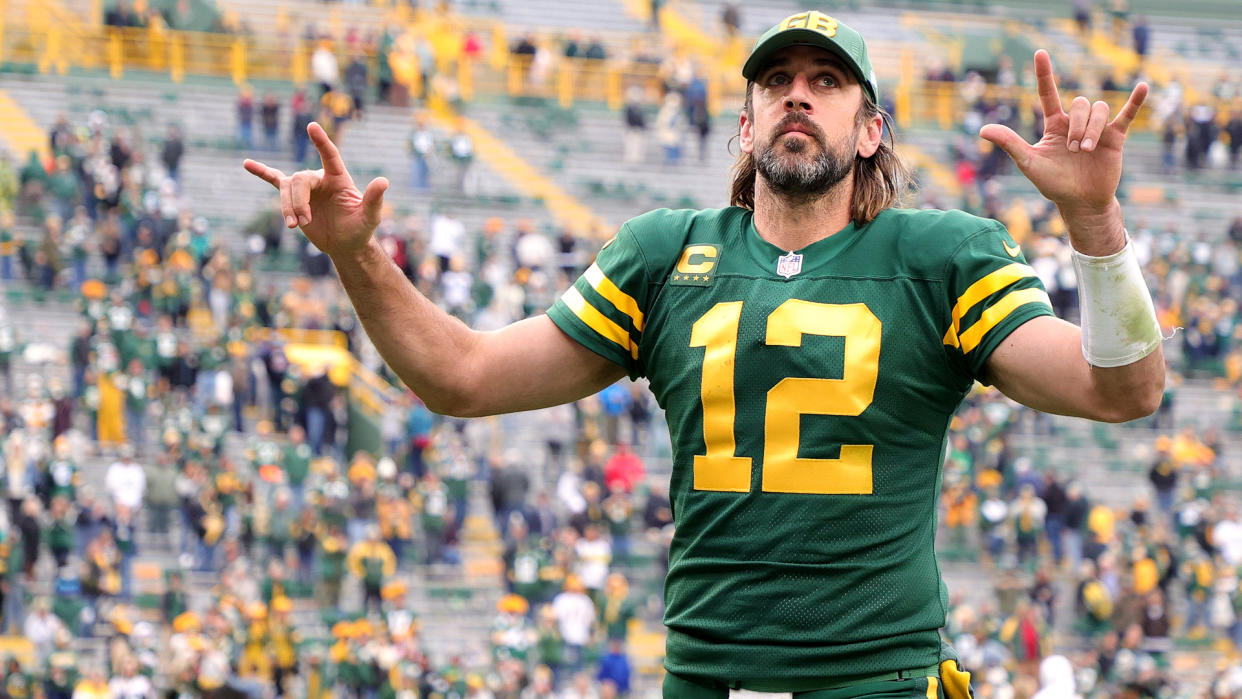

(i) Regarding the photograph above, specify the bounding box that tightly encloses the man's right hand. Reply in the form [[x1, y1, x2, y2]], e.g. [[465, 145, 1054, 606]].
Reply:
[[243, 122, 389, 258]]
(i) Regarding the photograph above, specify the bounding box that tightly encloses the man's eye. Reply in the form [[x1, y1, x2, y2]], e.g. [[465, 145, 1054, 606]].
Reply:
[[767, 74, 790, 86], [819, 75, 838, 87]]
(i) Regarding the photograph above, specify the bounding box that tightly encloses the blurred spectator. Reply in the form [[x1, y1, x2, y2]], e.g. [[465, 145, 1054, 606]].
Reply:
[[104, 0, 140, 28], [622, 87, 646, 164], [345, 54, 368, 119], [1185, 103, 1217, 170], [430, 211, 465, 273], [448, 125, 475, 193], [105, 445, 145, 513], [408, 112, 434, 192], [347, 525, 396, 614], [721, 3, 740, 37], [552, 575, 595, 674], [655, 93, 684, 166], [685, 72, 711, 162], [260, 93, 280, 151], [291, 90, 313, 165], [1132, 15, 1149, 58], [583, 37, 606, 61], [1148, 444, 1177, 520], [490, 455, 530, 538], [161, 125, 184, 183], [108, 656, 153, 698], [1226, 108, 1242, 171], [237, 85, 256, 151], [24, 597, 65, 665], [311, 39, 340, 98], [1073, 0, 1092, 35], [302, 365, 336, 456], [596, 638, 631, 696], [512, 33, 537, 58], [1032, 655, 1075, 699]]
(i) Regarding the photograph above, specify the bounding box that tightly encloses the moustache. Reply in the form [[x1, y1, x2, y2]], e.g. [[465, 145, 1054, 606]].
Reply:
[[772, 114, 826, 146]]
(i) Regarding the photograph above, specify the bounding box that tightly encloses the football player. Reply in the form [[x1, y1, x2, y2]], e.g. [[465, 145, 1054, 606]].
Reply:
[[244, 11, 1163, 697]]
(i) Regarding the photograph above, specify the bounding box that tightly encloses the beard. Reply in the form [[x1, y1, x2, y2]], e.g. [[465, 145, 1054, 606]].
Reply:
[[755, 114, 856, 202]]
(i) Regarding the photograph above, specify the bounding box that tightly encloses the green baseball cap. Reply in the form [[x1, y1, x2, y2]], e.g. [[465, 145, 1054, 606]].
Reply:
[[742, 11, 878, 103]]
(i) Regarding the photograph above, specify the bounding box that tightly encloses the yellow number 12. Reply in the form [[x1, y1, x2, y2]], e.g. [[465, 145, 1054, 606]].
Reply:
[[689, 300, 881, 495]]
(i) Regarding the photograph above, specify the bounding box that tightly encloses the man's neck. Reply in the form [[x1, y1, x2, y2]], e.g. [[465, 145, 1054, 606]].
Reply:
[[752, 178, 854, 251]]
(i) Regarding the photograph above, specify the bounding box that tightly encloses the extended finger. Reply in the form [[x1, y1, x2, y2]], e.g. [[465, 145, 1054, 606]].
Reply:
[[1033, 50, 1064, 119], [243, 159, 285, 189], [1065, 96, 1091, 152], [279, 176, 296, 229], [308, 122, 349, 177], [361, 177, 389, 228], [290, 172, 316, 227], [979, 123, 1032, 169], [1080, 100, 1111, 151], [1110, 82, 1149, 133]]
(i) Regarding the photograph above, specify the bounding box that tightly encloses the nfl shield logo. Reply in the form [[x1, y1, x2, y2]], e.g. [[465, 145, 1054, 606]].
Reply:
[[776, 251, 803, 279]]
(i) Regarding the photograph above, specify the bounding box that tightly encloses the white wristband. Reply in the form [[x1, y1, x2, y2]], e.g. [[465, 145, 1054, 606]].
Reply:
[[1072, 236, 1162, 368]]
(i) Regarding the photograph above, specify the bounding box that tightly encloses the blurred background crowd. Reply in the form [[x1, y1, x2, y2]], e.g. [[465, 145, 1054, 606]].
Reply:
[[0, 0, 1241, 697]]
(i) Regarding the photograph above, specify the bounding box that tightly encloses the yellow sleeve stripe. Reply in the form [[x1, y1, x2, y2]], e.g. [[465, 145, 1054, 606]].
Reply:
[[561, 287, 639, 360], [584, 263, 645, 332], [947, 263, 1037, 341], [957, 288, 1052, 355], [925, 676, 939, 699]]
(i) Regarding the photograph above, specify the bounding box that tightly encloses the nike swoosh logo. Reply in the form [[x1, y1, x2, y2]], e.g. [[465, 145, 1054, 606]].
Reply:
[[1002, 241, 1021, 257]]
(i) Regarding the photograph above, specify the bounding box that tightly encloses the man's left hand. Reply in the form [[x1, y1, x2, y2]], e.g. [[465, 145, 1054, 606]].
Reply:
[[980, 50, 1147, 254]]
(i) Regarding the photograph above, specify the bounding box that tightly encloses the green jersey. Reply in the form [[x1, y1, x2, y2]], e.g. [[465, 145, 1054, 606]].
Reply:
[[547, 206, 1052, 688]]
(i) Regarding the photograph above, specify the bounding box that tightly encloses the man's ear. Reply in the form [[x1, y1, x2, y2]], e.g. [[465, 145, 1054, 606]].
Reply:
[[857, 112, 883, 158], [739, 109, 754, 155]]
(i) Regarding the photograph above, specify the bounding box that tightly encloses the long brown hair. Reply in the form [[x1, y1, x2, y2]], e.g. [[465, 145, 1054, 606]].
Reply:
[[729, 83, 914, 225]]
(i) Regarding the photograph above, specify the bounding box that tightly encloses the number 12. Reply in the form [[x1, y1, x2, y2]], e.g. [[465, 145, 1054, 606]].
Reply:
[[689, 300, 881, 495]]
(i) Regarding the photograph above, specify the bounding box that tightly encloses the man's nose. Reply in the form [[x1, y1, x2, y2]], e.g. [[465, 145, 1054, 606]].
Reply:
[[783, 74, 814, 112]]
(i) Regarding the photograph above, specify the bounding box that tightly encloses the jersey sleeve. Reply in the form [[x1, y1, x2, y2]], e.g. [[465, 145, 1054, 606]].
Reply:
[[942, 222, 1054, 382], [546, 225, 649, 379]]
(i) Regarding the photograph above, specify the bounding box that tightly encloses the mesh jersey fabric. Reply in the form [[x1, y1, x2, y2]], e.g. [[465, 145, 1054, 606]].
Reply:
[[546, 206, 1052, 687]]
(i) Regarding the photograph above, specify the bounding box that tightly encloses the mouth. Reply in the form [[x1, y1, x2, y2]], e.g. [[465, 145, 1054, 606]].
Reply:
[[780, 125, 815, 137]]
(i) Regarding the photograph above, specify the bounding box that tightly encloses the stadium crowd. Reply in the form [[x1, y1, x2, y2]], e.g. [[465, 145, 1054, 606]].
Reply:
[[1, 1, 1242, 698]]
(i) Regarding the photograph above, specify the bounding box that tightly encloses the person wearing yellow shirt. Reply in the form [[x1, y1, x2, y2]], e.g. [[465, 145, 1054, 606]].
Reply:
[[1132, 547, 1160, 596], [1086, 503, 1116, 561], [238, 602, 273, 683], [376, 488, 413, 568], [70, 666, 110, 699], [269, 596, 302, 696], [347, 452, 378, 486], [346, 526, 397, 614]]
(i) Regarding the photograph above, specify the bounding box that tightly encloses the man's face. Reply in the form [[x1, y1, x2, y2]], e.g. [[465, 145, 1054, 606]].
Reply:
[[741, 45, 877, 199]]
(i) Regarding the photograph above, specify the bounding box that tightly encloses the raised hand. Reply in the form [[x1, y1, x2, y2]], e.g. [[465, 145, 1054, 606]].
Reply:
[[979, 50, 1147, 221], [243, 122, 389, 258]]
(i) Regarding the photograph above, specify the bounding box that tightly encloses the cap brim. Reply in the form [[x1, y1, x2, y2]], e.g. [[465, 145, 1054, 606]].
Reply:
[[742, 28, 869, 96]]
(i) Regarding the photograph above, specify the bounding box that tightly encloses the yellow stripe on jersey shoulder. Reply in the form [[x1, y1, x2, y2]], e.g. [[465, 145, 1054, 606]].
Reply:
[[947, 263, 1037, 339], [584, 263, 644, 332], [926, 675, 940, 699], [958, 288, 1051, 355], [560, 287, 639, 360]]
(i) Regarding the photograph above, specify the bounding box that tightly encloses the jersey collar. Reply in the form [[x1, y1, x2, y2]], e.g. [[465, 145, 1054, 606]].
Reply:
[[743, 210, 863, 277]]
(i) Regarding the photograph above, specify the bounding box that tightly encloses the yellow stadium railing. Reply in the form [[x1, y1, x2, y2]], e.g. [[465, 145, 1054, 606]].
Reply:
[[893, 80, 1163, 133], [242, 325, 404, 415], [6, 6, 1233, 136], [245, 327, 349, 349]]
